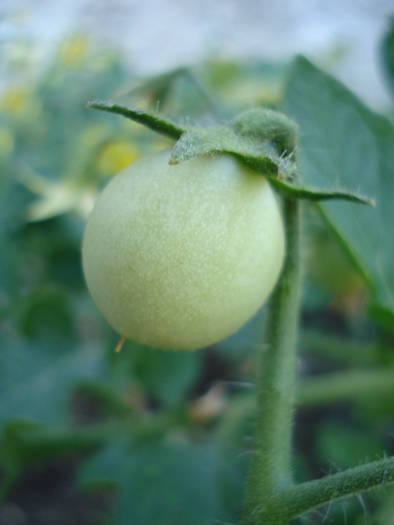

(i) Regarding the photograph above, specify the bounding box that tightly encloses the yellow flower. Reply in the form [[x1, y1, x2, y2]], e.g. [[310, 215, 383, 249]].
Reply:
[[80, 124, 109, 148], [97, 141, 140, 176], [1, 87, 26, 114], [0, 87, 41, 120], [59, 36, 89, 68]]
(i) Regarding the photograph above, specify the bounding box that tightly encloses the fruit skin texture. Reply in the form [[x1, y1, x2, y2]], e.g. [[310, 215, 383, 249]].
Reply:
[[82, 151, 285, 350]]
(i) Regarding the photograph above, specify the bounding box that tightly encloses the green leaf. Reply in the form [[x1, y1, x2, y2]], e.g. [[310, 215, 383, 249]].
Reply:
[[282, 56, 394, 320], [110, 344, 202, 407], [169, 124, 282, 176], [15, 286, 75, 343], [87, 100, 185, 139], [170, 111, 372, 204], [78, 439, 129, 490], [271, 178, 374, 205], [118, 66, 221, 117], [0, 341, 106, 431], [381, 16, 394, 97], [315, 423, 384, 469], [78, 438, 241, 525], [117, 440, 221, 525]]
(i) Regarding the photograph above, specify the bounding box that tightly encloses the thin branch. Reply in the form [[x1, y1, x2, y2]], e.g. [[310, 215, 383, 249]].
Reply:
[[87, 100, 185, 139], [266, 456, 394, 524], [301, 331, 379, 367]]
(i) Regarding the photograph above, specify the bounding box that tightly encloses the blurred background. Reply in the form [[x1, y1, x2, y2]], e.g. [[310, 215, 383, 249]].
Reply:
[[0, 2, 393, 525]]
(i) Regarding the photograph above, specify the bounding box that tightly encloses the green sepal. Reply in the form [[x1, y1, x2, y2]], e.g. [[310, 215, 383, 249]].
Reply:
[[271, 178, 375, 206], [87, 100, 185, 139], [169, 125, 284, 177], [88, 101, 374, 205]]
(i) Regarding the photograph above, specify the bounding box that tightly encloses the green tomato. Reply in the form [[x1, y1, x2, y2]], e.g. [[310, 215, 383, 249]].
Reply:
[[82, 151, 285, 350]]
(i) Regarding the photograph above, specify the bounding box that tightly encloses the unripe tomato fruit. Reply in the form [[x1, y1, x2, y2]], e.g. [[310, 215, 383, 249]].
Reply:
[[82, 151, 285, 350]]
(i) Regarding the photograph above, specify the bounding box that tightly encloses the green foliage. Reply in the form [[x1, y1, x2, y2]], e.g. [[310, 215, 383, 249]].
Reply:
[[282, 56, 394, 323], [91, 102, 373, 205], [381, 17, 394, 97], [117, 440, 221, 525], [0, 340, 105, 431], [315, 422, 384, 469], [79, 437, 242, 525], [78, 440, 129, 490], [109, 343, 202, 407]]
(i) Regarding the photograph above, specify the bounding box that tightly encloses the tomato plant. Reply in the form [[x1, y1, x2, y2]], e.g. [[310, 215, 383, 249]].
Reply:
[[83, 68, 394, 524], [1, 27, 394, 525]]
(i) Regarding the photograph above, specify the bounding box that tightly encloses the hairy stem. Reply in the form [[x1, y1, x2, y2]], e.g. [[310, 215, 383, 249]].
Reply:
[[263, 456, 394, 524], [242, 197, 303, 524]]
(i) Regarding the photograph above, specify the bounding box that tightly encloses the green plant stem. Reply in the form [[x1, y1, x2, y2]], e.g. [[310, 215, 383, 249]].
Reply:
[[219, 366, 394, 443], [8, 414, 177, 464], [242, 197, 303, 524], [299, 368, 394, 407], [301, 331, 381, 367], [262, 456, 394, 524]]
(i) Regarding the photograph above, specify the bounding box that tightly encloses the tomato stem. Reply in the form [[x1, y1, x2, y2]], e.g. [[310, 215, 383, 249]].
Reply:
[[242, 197, 303, 524], [258, 456, 394, 524]]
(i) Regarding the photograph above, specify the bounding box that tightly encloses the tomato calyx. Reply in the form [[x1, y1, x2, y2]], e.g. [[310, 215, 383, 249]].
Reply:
[[88, 100, 375, 207]]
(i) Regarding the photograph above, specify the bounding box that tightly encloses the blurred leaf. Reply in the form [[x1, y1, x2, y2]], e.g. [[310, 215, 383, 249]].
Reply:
[[202, 59, 288, 111], [316, 422, 384, 469], [381, 16, 394, 97], [373, 491, 394, 525], [117, 66, 221, 118], [17, 166, 95, 222], [133, 349, 201, 406], [79, 437, 240, 525], [118, 440, 221, 525], [111, 344, 202, 407], [305, 206, 365, 296], [282, 56, 394, 322], [15, 286, 75, 342], [78, 439, 129, 490], [0, 341, 106, 431]]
